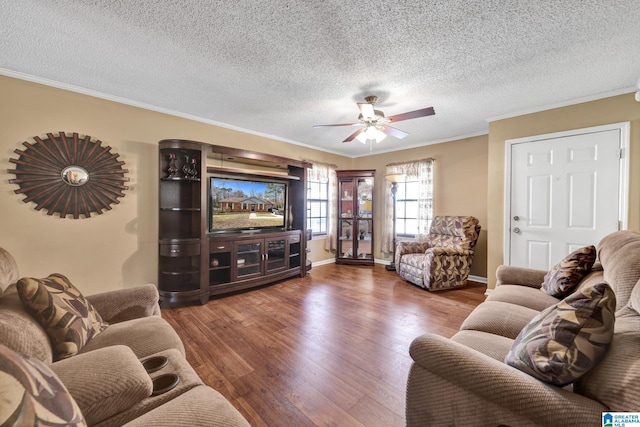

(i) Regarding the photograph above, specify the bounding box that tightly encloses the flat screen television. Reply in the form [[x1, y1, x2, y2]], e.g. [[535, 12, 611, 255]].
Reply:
[[209, 176, 287, 233]]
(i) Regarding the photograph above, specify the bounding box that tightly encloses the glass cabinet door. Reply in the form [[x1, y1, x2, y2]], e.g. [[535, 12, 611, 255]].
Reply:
[[355, 177, 373, 260], [235, 240, 262, 279], [338, 178, 355, 259], [336, 170, 375, 266], [266, 238, 287, 273]]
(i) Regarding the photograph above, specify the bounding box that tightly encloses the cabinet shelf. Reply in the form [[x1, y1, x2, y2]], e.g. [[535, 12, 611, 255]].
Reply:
[[159, 237, 200, 244], [161, 177, 201, 182], [160, 269, 200, 275], [239, 262, 261, 269], [160, 207, 201, 212], [206, 166, 299, 181]]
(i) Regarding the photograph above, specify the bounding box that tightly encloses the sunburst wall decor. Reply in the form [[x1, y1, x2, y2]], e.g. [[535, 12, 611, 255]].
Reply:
[[8, 132, 129, 219]]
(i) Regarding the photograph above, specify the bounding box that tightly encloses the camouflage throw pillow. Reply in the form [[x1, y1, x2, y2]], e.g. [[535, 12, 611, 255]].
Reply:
[[17, 273, 108, 361], [542, 246, 596, 297], [505, 282, 615, 386], [0, 343, 86, 426]]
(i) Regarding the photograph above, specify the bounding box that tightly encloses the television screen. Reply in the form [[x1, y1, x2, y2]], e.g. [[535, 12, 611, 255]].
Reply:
[[210, 177, 287, 232]]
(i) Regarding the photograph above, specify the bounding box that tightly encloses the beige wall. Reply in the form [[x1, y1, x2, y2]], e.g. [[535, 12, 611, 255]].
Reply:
[[487, 93, 640, 288], [352, 135, 489, 278], [0, 76, 348, 295]]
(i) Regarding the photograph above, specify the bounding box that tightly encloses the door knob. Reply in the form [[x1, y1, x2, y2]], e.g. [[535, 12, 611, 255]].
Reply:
[[513, 227, 521, 234], [513, 215, 520, 221]]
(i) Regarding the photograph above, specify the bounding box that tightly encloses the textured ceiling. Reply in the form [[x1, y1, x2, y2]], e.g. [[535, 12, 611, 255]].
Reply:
[[2, 1, 640, 157]]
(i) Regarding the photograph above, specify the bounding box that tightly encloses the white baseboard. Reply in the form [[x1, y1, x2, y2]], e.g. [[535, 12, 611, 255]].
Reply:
[[311, 258, 335, 267], [468, 275, 488, 284]]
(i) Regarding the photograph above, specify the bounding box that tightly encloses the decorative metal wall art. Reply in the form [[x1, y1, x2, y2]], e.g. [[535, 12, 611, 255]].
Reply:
[[8, 132, 129, 219]]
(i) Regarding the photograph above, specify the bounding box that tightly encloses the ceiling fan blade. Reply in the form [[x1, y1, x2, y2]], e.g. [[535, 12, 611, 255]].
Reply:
[[357, 102, 375, 119], [380, 125, 409, 139], [313, 122, 361, 128], [343, 128, 364, 143], [388, 107, 435, 122]]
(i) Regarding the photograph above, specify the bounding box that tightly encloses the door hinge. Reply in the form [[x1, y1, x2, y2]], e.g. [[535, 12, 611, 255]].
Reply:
[[619, 148, 624, 159], [618, 220, 623, 231]]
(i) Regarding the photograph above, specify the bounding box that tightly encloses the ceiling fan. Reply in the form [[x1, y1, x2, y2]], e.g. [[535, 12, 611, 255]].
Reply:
[[313, 95, 435, 144]]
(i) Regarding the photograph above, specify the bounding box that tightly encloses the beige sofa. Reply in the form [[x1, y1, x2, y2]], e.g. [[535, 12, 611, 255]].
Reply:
[[406, 230, 640, 426], [0, 247, 249, 427]]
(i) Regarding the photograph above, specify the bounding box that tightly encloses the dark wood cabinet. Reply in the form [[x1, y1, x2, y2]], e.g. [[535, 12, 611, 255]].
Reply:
[[206, 230, 302, 296], [158, 139, 309, 306], [336, 170, 375, 266]]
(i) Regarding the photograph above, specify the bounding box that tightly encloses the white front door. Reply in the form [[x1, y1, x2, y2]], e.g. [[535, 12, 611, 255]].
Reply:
[[506, 123, 629, 270]]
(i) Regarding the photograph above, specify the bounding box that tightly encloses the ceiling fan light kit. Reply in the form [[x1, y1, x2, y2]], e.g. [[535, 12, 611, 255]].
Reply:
[[314, 95, 435, 147], [356, 126, 387, 144]]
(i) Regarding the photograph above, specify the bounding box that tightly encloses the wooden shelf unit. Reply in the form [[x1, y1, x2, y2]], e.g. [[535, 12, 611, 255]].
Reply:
[[158, 139, 310, 306]]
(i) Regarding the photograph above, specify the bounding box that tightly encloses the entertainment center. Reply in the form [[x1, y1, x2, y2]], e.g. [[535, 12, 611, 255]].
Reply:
[[158, 139, 310, 306]]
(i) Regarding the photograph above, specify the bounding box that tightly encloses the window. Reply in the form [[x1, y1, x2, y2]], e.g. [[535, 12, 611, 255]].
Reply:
[[307, 178, 328, 235], [395, 178, 420, 238], [382, 158, 434, 253]]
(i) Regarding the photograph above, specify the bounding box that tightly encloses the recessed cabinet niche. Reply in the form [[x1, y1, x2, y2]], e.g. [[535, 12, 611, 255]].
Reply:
[[158, 139, 309, 306]]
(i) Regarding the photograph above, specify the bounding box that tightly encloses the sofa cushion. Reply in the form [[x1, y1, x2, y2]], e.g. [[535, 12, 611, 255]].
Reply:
[[0, 343, 86, 426], [505, 282, 615, 386], [541, 245, 596, 298], [459, 301, 540, 339], [80, 315, 186, 359], [0, 290, 53, 364], [17, 273, 108, 361], [486, 285, 559, 312]]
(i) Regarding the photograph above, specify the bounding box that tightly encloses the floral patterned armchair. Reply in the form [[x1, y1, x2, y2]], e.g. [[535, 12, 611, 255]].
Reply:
[[395, 216, 480, 291]]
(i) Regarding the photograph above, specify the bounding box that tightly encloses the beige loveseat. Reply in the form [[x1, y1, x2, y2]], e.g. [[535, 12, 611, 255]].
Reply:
[[406, 230, 640, 426], [0, 247, 249, 426]]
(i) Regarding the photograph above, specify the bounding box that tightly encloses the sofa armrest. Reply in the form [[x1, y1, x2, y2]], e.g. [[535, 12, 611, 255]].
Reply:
[[495, 264, 547, 288], [396, 241, 430, 255], [427, 247, 474, 257], [395, 241, 431, 269], [51, 345, 153, 425], [407, 334, 606, 426], [86, 284, 160, 324]]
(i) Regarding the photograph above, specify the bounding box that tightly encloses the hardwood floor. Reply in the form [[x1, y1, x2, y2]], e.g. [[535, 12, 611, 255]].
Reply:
[[161, 264, 487, 427]]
